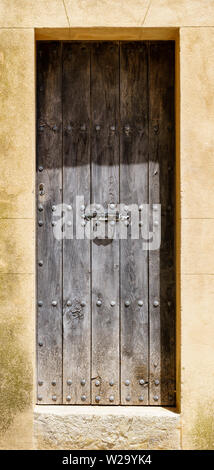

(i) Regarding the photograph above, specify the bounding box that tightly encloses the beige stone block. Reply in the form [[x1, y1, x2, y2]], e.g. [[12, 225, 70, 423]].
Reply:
[[0, 219, 34, 273], [144, 0, 214, 26], [0, 274, 34, 448], [0, 29, 35, 218], [181, 275, 214, 449], [181, 219, 214, 274], [64, 0, 151, 27], [0, 1, 68, 27], [180, 28, 214, 218], [34, 406, 180, 450]]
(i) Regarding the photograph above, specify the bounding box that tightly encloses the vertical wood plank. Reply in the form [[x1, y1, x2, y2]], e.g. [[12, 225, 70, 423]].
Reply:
[[62, 42, 91, 404], [120, 42, 149, 405], [37, 42, 62, 404], [91, 42, 120, 405], [149, 42, 175, 406]]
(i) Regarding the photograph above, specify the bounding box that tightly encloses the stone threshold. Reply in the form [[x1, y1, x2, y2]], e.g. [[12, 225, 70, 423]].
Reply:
[[34, 406, 181, 450]]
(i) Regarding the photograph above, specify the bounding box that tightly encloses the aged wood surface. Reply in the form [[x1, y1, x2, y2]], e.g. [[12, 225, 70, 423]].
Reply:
[[62, 43, 91, 404], [120, 42, 149, 405], [148, 42, 175, 405], [91, 42, 120, 404], [37, 42, 63, 404]]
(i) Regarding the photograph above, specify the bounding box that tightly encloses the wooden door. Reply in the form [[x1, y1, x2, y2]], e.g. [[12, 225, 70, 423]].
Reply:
[[37, 41, 175, 406]]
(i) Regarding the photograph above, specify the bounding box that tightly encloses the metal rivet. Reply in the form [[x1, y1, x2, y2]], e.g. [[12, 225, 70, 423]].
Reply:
[[126, 396, 131, 401], [66, 395, 71, 401], [125, 300, 130, 307], [38, 220, 43, 227], [38, 260, 43, 267], [153, 205, 158, 211], [81, 221, 86, 227], [124, 205, 129, 212], [67, 300, 71, 306], [125, 380, 130, 386], [67, 125, 72, 131], [80, 124, 86, 131], [38, 380, 43, 386], [155, 379, 159, 386], [139, 205, 143, 211], [81, 395, 86, 401], [153, 395, 159, 401], [81, 301, 86, 307], [109, 395, 114, 402], [124, 220, 129, 226], [110, 221, 115, 226], [80, 205, 85, 211], [96, 204, 101, 210], [95, 395, 101, 402], [52, 380, 56, 386], [154, 362, 158, 368], [110, 203, 115, 210], [67, 379, 72, 386], [138, 300, 143, 307], [38, 204, 43, 211], [110, 126, 115, 131], [95, 221, 100, 227], [38, 301, 43, 307], [139, 221, 143, 227], [153, 300, 159, 307], [38, 165, 43, 172], [154, 220, 159, 226], [139, 379, 145, 385], [52, 301, 57, 307], [67, 221, 72, 227], [52, 205, 56, 211], [67, 205, 72, 211], [52, 395, 57, 401], [139, 396, 144, 402], [38, 395, 42, 401], [81, 379, 86, 386], [109, 380, 114, 386], [95, 380, 100, 387], [52, 221, 56, 227], [168, 301, 172, 307], [52, 125, 57, 131], [110, 301, 116, 307], [96, 299, 102, 307], [96, 125, 101, 131], [38, 341, 43, 347]]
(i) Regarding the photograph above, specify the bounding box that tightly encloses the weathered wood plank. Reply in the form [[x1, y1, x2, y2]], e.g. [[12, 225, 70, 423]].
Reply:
[[148, 41, 175, 406], [91, 42, 120, 405], [62, 42, 91, 404], [120, 42, 149, 405], [37, 42, 63, 404]]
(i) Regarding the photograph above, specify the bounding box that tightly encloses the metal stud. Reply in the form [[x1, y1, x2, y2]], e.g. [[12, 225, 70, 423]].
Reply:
[[38, 220, 43, 227], [38, 165, 43, 172], [52, 395, 57, 401], [52, 125, 57, 131], [139, 379, 145, 385], [138, 300, 143, 307], [110, 221, 115, 226], [38, 380, 43, 386], [153, 395, 159, 401], [155, 379, 159, 386], [109, 395, 114, 402], [110, 203, 115, 210], [66, 395, 71, 401], [81, 395, 86, 401], [81, 301, 86, 307], [139, 396, 144, 402], [139, 221, 143, 227], [52, 301, 57, 307], [67, 221, 72, 227], [153, 300, 159, 307], [95, 395, 101, 402], [52, 221, 56, 227], [124, 220, 129, 226], [96, 299, 102, 307], [67, 205, 72, 211], [95, 380, 100, 387], [81, 221, 86, 227], [139, 205, 143, 211], [80, 124, 86, 131], [39, 126, 44, 132], [38, 341, 43, 347], [67, 125, 72, 132], [81, 379, 86, 386], [154, 362, 158, 368], [67, 300, 71, 306], [154, 220, 159, 226], [110, 301, 116, 307], [80, 205, 85, 212], [126, 396, 131, 402], [38, 204, 43, 211], [153, 205, 158, 211], [96, 125, 101, 131], [125, 379, 130, 386], [38, 260, 43, 267], [67, 379, 72, 386], [52, 380, 56, 386], [38, 395, 42, 401], [38, 301, 43, 307], [110, 126, 115, 132], [95, 221, 100, 227], [124, 205, 129, 212], [52, 205, 56, 211], [124, 300, 130, 307], [109, 380, 114, 386], [96, 204, 101, 210]]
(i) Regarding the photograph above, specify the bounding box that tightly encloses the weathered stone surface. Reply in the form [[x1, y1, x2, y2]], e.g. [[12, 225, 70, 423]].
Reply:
[[0, 1, 68, 27], [34, 406, 181, 450], [144, 0, 214, 27], [181, 219, 214, 275], [0, 219, 34, 273]]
